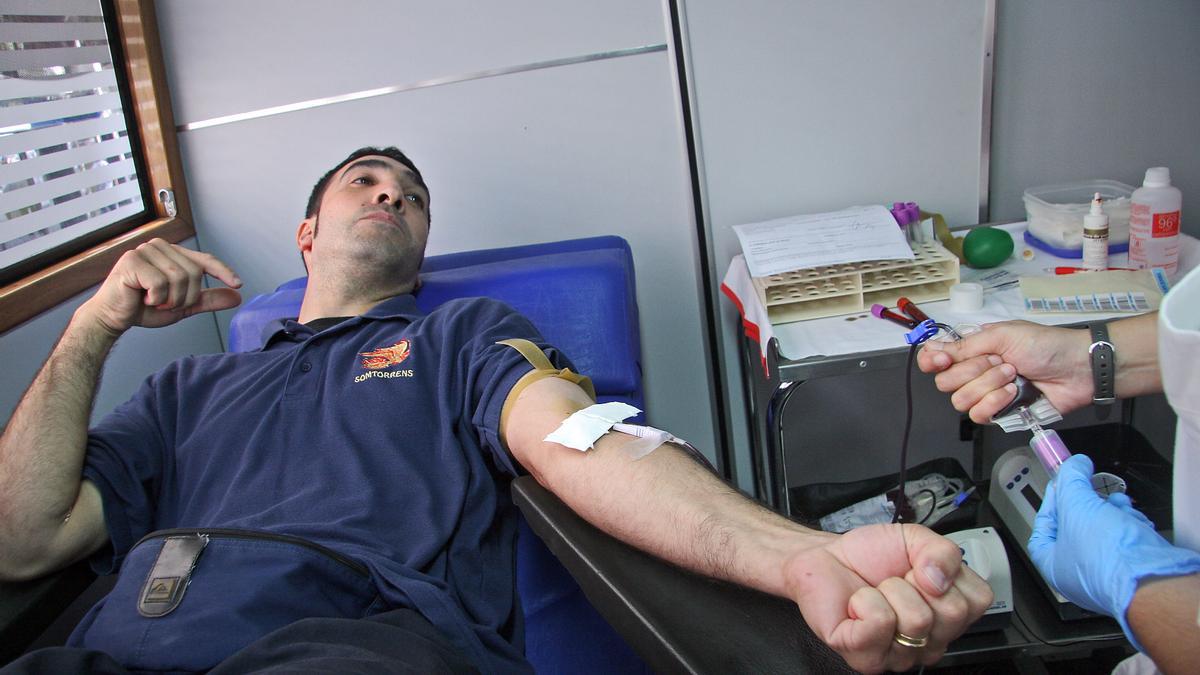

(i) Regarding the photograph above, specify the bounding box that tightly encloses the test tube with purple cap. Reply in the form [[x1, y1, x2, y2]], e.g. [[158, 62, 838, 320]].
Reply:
[[890, 201, 923, 244]]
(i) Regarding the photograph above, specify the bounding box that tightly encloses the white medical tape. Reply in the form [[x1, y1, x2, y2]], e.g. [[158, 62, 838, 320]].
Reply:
[[611, 423, 691, 460], [542, 402, 693, 460], [544, 401, 641, 451]]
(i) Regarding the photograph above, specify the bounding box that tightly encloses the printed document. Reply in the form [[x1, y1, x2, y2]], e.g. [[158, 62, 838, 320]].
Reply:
[[733, 205, 913, 278]]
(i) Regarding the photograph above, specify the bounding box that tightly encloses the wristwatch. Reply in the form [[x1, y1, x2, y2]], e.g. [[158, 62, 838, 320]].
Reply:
[[1089, 322, 1116, 418]]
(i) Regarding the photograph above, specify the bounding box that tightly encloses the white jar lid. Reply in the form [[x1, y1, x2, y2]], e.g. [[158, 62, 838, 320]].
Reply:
[[949, 282, 984, 312]]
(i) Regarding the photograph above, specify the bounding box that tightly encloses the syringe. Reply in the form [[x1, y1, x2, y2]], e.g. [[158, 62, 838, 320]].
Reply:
[[1026, 410, 1129, 496], [1025, 408, 1131, 498], [1022, 408, 1071, 477]]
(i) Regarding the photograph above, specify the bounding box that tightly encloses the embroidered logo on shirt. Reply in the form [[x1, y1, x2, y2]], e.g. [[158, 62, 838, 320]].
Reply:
[[355, 339, 415, 382], [360, 340, 411, 369]]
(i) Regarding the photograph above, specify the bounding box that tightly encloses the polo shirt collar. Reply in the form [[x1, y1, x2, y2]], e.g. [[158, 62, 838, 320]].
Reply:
[[361, 293, 425, 321], [258, 293, 426, 350]]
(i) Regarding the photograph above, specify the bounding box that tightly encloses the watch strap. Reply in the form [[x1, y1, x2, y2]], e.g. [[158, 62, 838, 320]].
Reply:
[[1089, 323, 1116, 418]]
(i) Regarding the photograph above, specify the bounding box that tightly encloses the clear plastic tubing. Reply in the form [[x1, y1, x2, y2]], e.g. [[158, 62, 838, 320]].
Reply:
[[1029, 427, 1071, 477]]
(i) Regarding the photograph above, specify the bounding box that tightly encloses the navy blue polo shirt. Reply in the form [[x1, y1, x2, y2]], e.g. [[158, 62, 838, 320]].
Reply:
[[74, 294, 566, 673]]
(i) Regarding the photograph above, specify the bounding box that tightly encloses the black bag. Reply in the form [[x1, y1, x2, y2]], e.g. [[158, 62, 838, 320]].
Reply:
[[789, 457, 979, 535]]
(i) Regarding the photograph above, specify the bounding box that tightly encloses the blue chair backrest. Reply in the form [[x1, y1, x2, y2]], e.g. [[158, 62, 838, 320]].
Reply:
[[227, 235, 649, 673]]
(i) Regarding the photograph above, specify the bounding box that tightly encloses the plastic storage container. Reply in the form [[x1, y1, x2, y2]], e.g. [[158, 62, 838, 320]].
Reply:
[[1023, 180, 1135, 257]]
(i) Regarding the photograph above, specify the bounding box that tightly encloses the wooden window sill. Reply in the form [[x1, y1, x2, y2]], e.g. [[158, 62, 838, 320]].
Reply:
[[0, 216, 194, 334]]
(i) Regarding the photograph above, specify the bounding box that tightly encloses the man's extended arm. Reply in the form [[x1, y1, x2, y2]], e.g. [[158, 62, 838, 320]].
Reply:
[[503, 377, 992, 673], [0, 240, 240, 580]]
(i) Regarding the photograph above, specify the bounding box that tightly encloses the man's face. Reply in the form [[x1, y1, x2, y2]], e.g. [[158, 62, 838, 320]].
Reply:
[[297, 155, 431, 283]]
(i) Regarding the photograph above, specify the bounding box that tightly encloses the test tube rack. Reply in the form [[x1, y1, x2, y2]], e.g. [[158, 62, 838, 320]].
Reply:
[[751, 241, 960, 324]]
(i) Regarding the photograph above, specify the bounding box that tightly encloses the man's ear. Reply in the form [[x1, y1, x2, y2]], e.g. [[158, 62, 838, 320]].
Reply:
[[296, 217, 315, 257]]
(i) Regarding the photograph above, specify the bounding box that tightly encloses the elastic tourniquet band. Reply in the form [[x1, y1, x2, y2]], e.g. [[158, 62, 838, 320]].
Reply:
[[497, 339, 698, 461], [497, 339, 596, 438]]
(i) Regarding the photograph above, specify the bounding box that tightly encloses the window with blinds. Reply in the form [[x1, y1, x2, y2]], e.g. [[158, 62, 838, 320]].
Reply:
[[0, 0, 150, 285]]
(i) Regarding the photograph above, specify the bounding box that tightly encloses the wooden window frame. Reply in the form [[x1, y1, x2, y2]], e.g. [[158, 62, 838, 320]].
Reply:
[[0, 0, 192, 334]]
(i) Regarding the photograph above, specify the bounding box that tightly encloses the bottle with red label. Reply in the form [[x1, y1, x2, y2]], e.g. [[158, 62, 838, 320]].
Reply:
[[1128, 166, 1182, 276]]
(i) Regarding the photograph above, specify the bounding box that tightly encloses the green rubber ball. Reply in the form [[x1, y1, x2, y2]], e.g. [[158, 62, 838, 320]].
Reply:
[[962, 226, 1014, 268]]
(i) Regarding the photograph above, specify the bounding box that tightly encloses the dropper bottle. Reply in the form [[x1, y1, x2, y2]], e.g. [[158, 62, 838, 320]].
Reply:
[[1082, 192, 1110, 271]]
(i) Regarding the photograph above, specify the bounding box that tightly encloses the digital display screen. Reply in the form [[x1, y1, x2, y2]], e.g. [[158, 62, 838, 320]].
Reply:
[[1021, 484, 1042, 511]]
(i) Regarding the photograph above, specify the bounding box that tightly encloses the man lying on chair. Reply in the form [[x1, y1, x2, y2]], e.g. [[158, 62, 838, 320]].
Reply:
[[0, 146, 991, 674]]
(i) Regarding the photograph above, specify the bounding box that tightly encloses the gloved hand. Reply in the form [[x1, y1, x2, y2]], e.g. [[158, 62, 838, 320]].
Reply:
[[1027, 454, 1200, 651]]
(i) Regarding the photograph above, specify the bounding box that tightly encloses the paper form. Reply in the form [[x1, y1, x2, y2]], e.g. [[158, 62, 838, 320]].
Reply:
[[732, 205, 913, 278]]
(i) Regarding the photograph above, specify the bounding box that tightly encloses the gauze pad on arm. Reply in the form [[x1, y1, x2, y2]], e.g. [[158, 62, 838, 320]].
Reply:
[[544, 402, 639, 450], [543, 402, 695, 461]]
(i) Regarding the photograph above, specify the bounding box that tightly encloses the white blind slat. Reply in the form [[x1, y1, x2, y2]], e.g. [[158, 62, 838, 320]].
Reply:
[[1, 157, 135, 216], [0, 198, 141, 268], [0, 176, 141, 242], [0, 21, 108, 44], [0, 45, 111, 72], [0, 89, 121, 129], [0, 66, 113, 98], [0, 110, 123, 156], [2, 1, 102, 18], [0, 130, 129, 184]]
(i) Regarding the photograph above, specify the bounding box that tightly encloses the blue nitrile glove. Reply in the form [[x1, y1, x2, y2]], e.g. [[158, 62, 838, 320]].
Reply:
[[1027, 454, 1200, 652]]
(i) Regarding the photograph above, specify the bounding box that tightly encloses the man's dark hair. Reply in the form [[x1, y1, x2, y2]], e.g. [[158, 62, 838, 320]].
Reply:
[[304, 146, 430, 222]]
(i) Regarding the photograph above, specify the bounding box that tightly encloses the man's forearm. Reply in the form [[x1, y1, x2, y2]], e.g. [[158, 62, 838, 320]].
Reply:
[[0, 307, 115, 577], [557, 436, 829, 594], [505, 378, 830, 595]]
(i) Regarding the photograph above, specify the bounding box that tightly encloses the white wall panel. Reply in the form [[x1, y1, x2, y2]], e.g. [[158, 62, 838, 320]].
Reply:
[[172, 49, 718, 458], [157, 0, 667, 125]]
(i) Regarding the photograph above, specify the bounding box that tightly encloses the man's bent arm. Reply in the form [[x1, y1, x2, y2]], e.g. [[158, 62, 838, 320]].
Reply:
[[0, 311, 115, 580], [0, 239, 241, 580]]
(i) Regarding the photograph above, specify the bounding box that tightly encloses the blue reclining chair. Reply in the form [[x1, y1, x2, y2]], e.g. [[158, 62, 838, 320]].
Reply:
[[227, 235, 650, 674]]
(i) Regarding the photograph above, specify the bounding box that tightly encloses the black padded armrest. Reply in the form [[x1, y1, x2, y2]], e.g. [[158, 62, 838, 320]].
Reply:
[[511, 476, 853, 674], [0, 560, 95, 665]]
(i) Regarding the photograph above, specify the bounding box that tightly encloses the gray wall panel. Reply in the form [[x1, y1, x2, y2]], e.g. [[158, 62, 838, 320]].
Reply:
[[157, 0, 667, 125], [990, 0, 1200, 238]]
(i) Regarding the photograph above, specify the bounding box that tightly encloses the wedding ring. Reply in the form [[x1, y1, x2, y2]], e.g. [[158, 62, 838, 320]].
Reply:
[[893, 631, 929, 648]]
